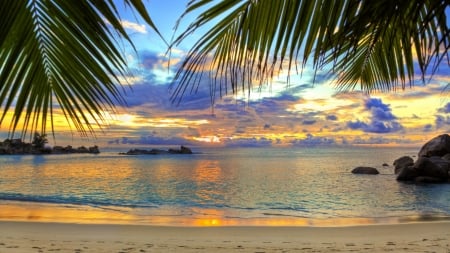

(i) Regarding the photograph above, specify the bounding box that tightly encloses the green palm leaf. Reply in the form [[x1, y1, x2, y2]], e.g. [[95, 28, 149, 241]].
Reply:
[[0, 0, 162, 137], [171, 0, 449, 102]]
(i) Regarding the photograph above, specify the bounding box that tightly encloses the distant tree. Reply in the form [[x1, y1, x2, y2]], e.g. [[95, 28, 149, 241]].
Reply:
[[32, 132, 48, 150]]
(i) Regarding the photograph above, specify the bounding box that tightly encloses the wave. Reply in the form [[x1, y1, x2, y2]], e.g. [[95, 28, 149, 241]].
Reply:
[[0, 193, 158, 209]]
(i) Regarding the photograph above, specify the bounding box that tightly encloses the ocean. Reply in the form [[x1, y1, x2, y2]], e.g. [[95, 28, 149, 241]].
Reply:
[[0, 146, 449, 226]]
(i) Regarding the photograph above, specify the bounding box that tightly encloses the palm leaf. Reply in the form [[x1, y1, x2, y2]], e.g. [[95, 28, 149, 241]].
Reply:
[[171, 0, 449, 102], [0, 0, 162, 137]]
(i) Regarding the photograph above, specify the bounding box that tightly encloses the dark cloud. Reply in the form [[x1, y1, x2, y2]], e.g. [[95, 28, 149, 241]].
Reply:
[[290, 133, 336, 147], [347, 98, 403, 133], [435, 115, 450, 129], [365, 98, 390, 111], [438, 102, 450, 113], [352, 136, 412, 145], [122, 83, 171, 108], [347, 120, 403, 133], [326, 115, 338, 121], [302, 119, 317, 125], [423, 124, 433, 132], [250, 95, 299, 115], [109, 135, 194, 146], [223, 137, 272, 147], [139, 50, 162, 69]]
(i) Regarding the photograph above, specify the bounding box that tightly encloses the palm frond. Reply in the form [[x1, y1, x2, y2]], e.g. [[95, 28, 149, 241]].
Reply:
[[0, 0, 162, 138], [171, 0, 450, 102]]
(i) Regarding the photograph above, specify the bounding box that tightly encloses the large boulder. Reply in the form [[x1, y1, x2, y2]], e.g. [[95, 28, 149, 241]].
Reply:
[[351, 166, 379, 175], [394, 134, 450, 183], [396, 165, 418, 181], [442, 153, 450, 161], [418, 134, 450, 157], [413, 156, 449, 180], [393, 156, 414, 174], [396, 156, 450, 183]]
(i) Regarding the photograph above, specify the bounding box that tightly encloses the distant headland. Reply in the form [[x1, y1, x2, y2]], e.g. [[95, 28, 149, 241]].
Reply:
[[0, 133, 100, 155], [119, 145, 193, 155]]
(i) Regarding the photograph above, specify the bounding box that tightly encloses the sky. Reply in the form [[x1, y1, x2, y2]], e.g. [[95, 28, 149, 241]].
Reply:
[[2, 1, 450, 148]]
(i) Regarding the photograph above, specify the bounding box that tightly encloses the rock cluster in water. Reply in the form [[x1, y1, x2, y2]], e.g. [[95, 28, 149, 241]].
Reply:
[[394, 134, 450, 183], [120, 145, 193, 155], [0, 138, 100, 155]]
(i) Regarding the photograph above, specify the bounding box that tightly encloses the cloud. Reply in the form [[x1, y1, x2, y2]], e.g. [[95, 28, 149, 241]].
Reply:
[[347, 98, 403, 133], [140, 51, 161, 69], [120, 20, 147, 34], [302, 119, 317, 125], [223, 137, 273, 147], [347, 120, 403, 133], [438, 102, 450, 113], [326, 115, 338, 121], [435, 115, 450, 129], [291, 133, 337, 147], [109, 134, 194, 146], [351, 136, 413, 145], [423, 124, 433, 132]]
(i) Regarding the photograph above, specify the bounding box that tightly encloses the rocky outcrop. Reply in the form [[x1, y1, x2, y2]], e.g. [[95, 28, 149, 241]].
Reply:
[[395, 134, 450, 183], [418, 134, 450, 157], [52, 145, 100, 154], [351, 166, 379, 175], [0, 138, 100, 155], [393, 156, 414, 174], [121, 146, 193, 155], [169, 146, 193, 154]]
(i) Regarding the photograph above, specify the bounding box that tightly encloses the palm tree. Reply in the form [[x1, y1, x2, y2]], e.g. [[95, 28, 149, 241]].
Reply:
[[31, 132, 47, 150], [1, 1, 448, 138], [0, 0, 162, 137], [171, 0, 449, 103]]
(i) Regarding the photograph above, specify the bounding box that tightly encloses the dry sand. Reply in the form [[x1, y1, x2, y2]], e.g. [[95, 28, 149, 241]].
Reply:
[[0, 221, 449, 252]]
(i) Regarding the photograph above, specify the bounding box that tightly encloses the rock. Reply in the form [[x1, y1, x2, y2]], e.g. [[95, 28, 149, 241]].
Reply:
[[122, 146, 193, 155], [382, 163, 389, 166], [180, 145, 193, 154], [89, 145, 100, 154], [442, 153, 450, 161], [418, 134, 450, 157], [396, 165, 418, 181], [168, 146, 193, 154], [351, 167, 379, 175], [413, 156, 450, 180], [393, 156, 414, 174], [76, 146, 89, 153], [396, 156, 450, 183]]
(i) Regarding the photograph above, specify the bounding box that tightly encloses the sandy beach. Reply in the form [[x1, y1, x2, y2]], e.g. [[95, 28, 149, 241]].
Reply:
[[0, 221, 449, 253]]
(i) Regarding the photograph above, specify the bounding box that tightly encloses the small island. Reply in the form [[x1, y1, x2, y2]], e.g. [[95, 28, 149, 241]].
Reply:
[[119, 145, 193, 155], [0, 133, 100, 155]]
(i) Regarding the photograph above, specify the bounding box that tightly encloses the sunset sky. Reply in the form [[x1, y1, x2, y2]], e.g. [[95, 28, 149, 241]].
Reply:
[[2, 1, 449, 148]]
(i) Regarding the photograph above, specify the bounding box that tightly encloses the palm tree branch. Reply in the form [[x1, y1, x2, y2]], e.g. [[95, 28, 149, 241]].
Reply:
[[0, 0, 162, 138], [171, 0, 449, 102]]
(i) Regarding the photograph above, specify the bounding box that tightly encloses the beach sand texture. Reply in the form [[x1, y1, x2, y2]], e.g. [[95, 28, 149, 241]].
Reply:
[[0, 221, 449, 252]]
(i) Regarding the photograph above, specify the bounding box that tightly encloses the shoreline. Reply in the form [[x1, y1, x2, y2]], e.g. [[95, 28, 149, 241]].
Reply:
[[2, 200, 450, 228], [1, 220, 449, 252]]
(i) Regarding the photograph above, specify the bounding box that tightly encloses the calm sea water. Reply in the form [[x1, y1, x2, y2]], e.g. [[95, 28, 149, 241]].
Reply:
[[0, 146, 449, 226]]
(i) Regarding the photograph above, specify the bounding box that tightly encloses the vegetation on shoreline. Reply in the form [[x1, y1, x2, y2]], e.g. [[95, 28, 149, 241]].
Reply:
[[0, 133, 99, 155]]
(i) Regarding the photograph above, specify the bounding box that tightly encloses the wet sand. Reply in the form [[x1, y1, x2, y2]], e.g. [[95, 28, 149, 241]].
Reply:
[[0, 221, 449, 252]]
